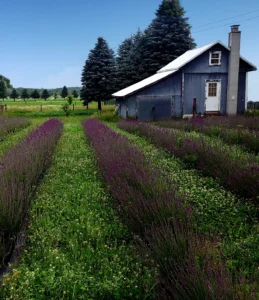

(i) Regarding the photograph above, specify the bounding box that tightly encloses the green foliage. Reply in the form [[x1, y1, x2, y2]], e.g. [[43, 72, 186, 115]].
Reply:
[[245, 109, 259, 116], [0, 79, 7, 100], [0, 118, 154, 299], [81, 37, 116, 110], [96, 112, 120, 123], [10, 89, 19, 101], [21, 89, 29, 100], [0, 75, 12, 88], [67, 94, 74, 105], [41, 89, 50, 100], [72, 90, 78, 98], [140, 0, 196, 76], [61, 86, 68, 98], [61, 103, 71, 117], [30, 89, 40, 100]]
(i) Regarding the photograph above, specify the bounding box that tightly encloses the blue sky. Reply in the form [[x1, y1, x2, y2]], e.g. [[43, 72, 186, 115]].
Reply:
[[0, 0, 259, 100]]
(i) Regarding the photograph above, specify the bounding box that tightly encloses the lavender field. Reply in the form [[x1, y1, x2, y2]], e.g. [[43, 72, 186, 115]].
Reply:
[[1, 115, 259, 299]]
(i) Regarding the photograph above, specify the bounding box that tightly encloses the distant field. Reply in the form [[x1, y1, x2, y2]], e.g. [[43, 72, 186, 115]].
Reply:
[[0, 98, 115, 117]]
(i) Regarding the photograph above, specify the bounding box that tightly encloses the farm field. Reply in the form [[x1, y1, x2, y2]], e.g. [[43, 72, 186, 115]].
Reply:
[[1, 108, 259, 298]]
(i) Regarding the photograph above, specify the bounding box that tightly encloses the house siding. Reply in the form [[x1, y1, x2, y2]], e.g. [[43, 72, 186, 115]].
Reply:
[[184, 73, 228, 115], [237, 72, 246, 114]]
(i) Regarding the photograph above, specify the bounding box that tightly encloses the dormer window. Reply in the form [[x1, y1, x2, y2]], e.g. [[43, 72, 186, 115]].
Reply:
[[209, 51, 222, 66]]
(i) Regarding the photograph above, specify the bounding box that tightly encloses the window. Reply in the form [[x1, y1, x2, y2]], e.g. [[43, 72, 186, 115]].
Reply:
[[208, 83, 217, 97], [209, 51, 221, 66]]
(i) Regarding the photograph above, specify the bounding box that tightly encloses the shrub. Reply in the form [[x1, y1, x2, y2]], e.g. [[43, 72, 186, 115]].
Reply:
[[96, 112, 120, 123], [0, 116, 30, 140], [83, 119, 241, 299], [0, 119, 63, 269]]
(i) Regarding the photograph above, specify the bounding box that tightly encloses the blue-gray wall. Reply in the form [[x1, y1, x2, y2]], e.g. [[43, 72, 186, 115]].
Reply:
[[116, 43, 251, 120]]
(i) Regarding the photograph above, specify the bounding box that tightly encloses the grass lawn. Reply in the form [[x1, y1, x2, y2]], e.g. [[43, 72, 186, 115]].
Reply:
[[0, 116, 154, 299]]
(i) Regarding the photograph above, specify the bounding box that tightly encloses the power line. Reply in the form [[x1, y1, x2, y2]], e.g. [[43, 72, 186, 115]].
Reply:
[[192, 9, 259, 29], [192, 15, 259, 34]]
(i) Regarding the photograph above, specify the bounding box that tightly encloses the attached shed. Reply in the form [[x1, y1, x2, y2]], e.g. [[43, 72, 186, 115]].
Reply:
[[112, 25, 257, 121]]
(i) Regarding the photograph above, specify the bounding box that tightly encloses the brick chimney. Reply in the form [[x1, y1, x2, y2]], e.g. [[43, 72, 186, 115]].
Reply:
[[227, 25, 241, 115]]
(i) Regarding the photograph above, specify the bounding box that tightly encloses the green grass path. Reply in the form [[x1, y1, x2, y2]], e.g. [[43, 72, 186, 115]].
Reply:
[[0, 117, 153, 299], [0, 118, 47, 157], [108, 123, 259, 281]]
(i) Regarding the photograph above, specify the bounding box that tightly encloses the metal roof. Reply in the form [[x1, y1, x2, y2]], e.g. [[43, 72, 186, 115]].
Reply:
[[113, 40, 257, 98], [158, 40, 257, 73], [112, 70, 176, 97]]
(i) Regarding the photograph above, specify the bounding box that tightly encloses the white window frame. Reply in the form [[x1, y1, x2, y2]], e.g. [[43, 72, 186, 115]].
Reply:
[[209, 51, 222, 66]]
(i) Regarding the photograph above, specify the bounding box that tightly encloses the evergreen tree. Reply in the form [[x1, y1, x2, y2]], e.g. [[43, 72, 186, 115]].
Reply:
[[41, 89, 49, 101], [72, 90, 78, 98], [54, 92, 58, 100], [81, 37, 116, 110], [21, 89, 29, 101], [0, 79, 7, 100], [61, 86, 68, 98], [10, 89, 19, 101], [31, 89, 40, 101], [140, 0, 195, 77]]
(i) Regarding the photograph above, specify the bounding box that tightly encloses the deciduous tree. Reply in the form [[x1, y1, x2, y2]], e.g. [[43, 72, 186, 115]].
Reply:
[[10, 89, 19, 101]]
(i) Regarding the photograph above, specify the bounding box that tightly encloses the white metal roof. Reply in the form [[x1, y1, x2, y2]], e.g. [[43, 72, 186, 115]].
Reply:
[[158, 40, 257, 73], [113, 40, 257, 98], [112, 70, 176, 97]]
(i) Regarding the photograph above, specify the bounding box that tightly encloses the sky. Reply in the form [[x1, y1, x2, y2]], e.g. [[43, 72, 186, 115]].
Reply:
[[0, 0, 259, 100]]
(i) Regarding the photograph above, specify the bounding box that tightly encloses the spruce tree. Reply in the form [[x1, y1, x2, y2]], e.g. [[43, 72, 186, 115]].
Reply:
[[72, 90, 78, 98], [81, 37, 116, 110], [21, 89, 29, 101], [31, 89, 40, 101], [138, 0, 195, 78], [61, 86, 68, 98], [10, 89, 19, 101], [41, 89, 49, 101], [0, 79, 7, 100]]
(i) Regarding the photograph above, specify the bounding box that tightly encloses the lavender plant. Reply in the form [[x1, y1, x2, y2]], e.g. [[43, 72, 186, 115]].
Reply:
[[0, 119, 63, 269], [0, 116, 30, 140], [156, 117, 259, 154], [118, 121, 259, 202], [83, 118, 244, 299]]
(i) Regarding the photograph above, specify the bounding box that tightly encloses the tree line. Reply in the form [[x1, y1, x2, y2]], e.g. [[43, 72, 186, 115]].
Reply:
[[0, 83, 79, 101], [80, 0, 195, 110]]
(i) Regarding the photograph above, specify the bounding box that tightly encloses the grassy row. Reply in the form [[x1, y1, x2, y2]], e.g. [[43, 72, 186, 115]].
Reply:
[[0, 119, 63, 272], [0, 117, 153, 299], [118, 121, 259, 202], [84, 119, 250, 299], [108, 122, 259, 283], [155, 118, 259, 154]]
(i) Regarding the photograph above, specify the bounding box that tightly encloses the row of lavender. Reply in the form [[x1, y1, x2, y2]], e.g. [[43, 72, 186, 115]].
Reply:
[[156, 116, 259, 154], [118, 121, 259, 202], [82, 118, 251, 299], [0, 116, 30, 140], [0, 119, 63, 270]]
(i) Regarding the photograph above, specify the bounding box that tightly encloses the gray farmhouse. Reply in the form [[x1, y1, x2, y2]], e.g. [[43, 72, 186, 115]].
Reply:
[[112, 25, 257, 121]]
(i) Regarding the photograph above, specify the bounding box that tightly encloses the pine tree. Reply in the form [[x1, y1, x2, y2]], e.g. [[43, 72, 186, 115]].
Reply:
[[138, 0, 195, 78], [41, 89, 49, 101], [72, 90, 78, 98], [115, 30, 148, 90], [21, 89, 29, 101], [31, 89, 40, 101], [61, 86, 68, 98], [0, 79, 7, 100], [81, 37, 116, 110], [10, 89, 19, 101]]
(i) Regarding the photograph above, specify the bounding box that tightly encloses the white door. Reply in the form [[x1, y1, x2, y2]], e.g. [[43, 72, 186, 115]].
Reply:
[[205, 80, 221, 112]]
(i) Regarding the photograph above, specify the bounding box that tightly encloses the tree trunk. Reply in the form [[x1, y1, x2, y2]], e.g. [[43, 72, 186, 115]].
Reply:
[[98, 100, 102, 111]]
